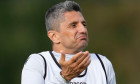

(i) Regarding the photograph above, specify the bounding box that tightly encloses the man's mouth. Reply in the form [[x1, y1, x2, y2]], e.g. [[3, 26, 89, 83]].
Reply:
[[77, 35, 87, 40]]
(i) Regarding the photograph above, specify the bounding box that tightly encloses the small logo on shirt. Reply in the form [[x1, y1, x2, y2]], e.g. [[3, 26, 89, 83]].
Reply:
[[69, 82, 86, 84]]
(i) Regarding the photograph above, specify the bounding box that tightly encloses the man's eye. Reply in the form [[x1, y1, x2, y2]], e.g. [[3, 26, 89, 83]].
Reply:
[[83, 22, 86, 27], [72, 24, 76, 28]]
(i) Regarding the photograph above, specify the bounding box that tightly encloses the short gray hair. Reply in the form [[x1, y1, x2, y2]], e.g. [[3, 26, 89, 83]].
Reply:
[[45, 0, 82, 32]]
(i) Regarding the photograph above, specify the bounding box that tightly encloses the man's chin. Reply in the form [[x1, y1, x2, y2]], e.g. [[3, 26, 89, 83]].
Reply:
[[78, 42, 88, 50], [81, 40, 88, 45]]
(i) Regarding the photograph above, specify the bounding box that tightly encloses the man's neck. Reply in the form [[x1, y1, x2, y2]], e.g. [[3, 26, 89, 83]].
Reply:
[[53, 46, 82, 54]]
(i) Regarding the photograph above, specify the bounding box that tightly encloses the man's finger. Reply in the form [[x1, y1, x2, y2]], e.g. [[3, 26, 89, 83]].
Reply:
[[69, 51, 83, 64], [78, 59, 91, 74], [76, 51, 89, 65], [78, 54, 91, 69]]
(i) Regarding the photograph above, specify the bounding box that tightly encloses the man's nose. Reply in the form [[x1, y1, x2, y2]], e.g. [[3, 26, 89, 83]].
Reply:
[[78, 23, 87, 33]]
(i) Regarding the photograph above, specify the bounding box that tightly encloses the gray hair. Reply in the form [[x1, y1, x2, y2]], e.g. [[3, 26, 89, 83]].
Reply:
[[45, 0, 82, 32]]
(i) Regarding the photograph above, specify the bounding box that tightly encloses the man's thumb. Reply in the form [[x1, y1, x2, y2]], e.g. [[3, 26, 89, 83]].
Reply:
[[59, 50, 65, 63]]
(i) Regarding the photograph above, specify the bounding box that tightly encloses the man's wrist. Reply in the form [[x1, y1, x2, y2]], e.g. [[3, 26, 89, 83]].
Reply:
[[60, 71, 70, 83]]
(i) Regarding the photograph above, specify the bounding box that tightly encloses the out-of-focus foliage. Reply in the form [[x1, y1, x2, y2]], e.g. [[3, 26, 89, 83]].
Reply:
[[0, 0, 140, 84]]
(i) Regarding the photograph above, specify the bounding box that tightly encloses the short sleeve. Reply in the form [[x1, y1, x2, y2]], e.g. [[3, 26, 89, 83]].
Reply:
[[21, 54, 45, 84], [99, 55, 116, 84]]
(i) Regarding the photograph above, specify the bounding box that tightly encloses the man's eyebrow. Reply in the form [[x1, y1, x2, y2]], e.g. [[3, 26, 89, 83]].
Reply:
[[67, 20, 86, 27], [68, 21, 78, 27], [69, 20, 86, 25], [82, 20, 86, 23], [70, 21, 78, 25]]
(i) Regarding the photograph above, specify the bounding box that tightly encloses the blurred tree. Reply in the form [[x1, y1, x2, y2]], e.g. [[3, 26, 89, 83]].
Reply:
[[0, 0, 140, 84]]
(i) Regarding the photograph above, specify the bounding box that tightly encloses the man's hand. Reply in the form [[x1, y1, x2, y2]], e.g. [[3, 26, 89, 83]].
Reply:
[[59, 51, 91, 82]]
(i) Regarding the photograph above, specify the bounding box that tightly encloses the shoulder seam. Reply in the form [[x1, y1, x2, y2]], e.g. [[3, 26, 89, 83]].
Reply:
[[38, 54, 47, 80], [95, 53, 108, 84]]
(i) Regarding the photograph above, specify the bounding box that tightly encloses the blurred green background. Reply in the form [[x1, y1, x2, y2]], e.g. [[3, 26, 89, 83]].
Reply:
[[0, 0, 140, 84]]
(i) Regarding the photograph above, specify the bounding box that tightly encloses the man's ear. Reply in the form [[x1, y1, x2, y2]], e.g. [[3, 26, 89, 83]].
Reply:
[[48, 30, 60, 44]]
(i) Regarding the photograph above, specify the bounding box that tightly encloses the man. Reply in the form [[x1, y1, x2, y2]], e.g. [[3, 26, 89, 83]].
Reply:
[[22, 1, 116, 84]]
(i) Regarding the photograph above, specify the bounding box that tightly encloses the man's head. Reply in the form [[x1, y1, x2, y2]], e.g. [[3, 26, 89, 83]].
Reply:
[[45, 1, 88, 54], [45, 1, 82, 31]]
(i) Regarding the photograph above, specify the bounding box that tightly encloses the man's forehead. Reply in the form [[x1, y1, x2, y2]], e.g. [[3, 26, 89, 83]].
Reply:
[[63, 11, 85, 22]]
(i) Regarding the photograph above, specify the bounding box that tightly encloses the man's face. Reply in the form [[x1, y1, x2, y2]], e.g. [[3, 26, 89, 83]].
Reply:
[[58, 11, 88, 53]]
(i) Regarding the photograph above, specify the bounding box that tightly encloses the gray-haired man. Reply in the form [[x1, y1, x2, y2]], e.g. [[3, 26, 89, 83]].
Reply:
[[22, 1, 116, 84]]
